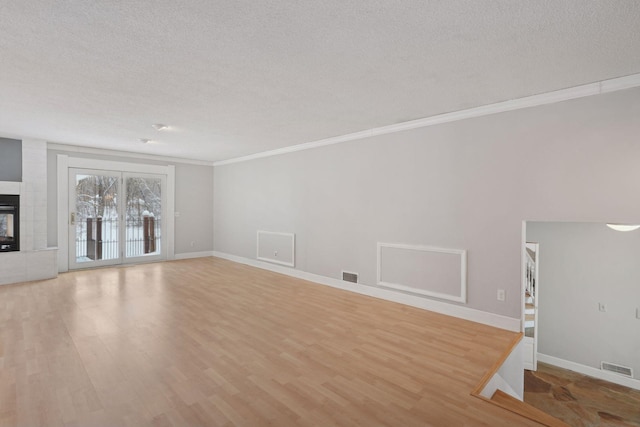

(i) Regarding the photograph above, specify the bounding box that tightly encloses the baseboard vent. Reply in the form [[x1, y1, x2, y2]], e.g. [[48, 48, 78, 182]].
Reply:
[[601, 361, 633, 378], [342, 271, 358, 284]]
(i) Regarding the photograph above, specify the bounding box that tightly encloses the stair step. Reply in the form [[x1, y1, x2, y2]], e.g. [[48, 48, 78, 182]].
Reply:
[[490, 390, 569, 427]]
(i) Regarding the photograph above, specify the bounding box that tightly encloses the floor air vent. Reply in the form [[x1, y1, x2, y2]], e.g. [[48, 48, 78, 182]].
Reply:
[[601, 361, 633, 378], [342, 271, 358, 283]]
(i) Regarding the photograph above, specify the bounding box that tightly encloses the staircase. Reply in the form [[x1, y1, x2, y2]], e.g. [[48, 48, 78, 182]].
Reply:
[[472, 333, 567, 426], [490, 390, 569, 427], [525, 292, 535, 337]]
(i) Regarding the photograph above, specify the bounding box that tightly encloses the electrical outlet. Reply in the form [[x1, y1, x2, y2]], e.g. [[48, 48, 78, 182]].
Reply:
[[497, 289, 506, 301], [274, 251, 278, 257], [636, 308, 640, 319], [599, 303, 607, 312]]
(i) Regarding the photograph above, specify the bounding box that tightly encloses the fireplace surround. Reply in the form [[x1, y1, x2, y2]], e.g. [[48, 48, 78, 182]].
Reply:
[[0, 194, 19, 251], [0, 140, 57, 286]]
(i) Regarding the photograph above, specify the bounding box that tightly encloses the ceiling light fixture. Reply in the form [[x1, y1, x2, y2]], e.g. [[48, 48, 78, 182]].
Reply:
[[152, 124, 169, 131], [139, 138, 152, 144], [606, 223, 640, 232]]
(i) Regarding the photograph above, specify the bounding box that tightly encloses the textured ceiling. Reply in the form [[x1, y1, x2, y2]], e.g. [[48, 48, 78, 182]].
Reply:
[[1, 1, 639, 162]]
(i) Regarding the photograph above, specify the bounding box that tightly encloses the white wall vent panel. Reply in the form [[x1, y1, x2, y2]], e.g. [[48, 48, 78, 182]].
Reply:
[[601, 361, 633, 378], [377, 243, 467, 303], [257, 231, 295, 267]]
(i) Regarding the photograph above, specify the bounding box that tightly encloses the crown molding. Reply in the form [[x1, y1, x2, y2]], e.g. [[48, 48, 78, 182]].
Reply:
[[214, 73, 640, 167], [48, 143, 214, 166]]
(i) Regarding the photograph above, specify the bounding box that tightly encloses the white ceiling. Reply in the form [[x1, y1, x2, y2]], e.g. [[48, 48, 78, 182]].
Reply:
[[1, 1, 639, 162]]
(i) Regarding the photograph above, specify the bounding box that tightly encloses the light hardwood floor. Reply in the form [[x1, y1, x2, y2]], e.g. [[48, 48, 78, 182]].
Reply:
[[0, 257, 540, 426]]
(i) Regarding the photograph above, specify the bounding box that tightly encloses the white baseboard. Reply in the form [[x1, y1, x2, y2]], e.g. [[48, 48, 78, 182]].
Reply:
[[538, 353, 640, 391], [175, 251, 215, 260], [212, 251, 521, 332]]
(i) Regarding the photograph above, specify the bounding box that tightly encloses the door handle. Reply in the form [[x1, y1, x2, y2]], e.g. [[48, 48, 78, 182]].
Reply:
[[70, 212, 75, 225]]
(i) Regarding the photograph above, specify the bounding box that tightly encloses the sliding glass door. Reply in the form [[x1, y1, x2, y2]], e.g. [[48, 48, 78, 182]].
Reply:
[[124, 174, 163, 259], [69, 169, 121, 269], [68, 168, 166, 269]]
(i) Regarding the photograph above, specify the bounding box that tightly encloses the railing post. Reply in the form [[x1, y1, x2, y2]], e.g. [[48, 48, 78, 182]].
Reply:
[[143, 214, 149, 254], [96, 216, 103, 260], [143, 212, 156, 254], [87, 217, 94, 260], [150, 215, 156, 253]]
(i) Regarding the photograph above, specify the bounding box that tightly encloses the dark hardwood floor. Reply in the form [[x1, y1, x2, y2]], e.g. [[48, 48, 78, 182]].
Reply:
[[525, 362, 640, 427]]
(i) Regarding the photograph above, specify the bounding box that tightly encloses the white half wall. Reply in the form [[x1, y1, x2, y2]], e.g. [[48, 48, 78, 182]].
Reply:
[[214, 87, 640, 320]]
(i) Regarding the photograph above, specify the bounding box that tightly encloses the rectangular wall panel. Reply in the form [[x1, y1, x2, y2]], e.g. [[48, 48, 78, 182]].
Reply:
[[377, 243, 467, 303], [257, 230, 295, 267]]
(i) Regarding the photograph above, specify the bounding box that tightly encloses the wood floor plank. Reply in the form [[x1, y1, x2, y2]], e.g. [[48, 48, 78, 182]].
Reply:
[[0, 257, 543, 426]]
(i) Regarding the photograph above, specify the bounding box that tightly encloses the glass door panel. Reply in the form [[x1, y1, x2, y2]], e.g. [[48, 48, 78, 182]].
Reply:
[[124, 174, 164, 261], [69, 169, 122, 269]]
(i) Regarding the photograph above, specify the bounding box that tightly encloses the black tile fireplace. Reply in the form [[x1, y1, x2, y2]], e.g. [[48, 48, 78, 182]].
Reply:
[[0, 194, 19, 251]]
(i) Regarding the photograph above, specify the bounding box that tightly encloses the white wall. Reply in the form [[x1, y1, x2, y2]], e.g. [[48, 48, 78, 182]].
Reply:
[[527, 221, 640, 380], [174, 163, 214, 254], [47, 148, 214, 256], [214, 87, 640, 320]]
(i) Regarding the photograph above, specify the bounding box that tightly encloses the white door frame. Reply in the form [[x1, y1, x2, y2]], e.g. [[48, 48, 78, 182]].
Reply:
[[521, 220, 539, 371], [524, 242, 539, 371], [57, 155, 175, 272]]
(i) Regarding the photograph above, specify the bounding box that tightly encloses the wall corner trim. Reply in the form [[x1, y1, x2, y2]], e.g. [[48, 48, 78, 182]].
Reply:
[[212, 251, 521, 332]]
